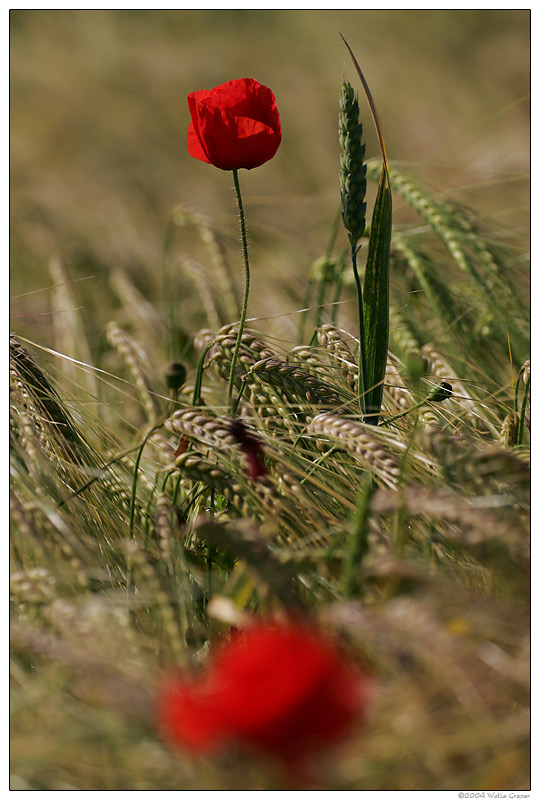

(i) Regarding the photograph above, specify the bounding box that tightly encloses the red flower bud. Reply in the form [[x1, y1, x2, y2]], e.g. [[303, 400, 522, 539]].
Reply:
[[229, 418, 267, 481], [158, 622, 371, 766], [187, 78, 282, 171]]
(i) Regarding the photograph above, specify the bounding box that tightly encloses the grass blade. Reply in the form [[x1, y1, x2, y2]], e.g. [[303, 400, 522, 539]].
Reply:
[[363, 168, 392, 424]]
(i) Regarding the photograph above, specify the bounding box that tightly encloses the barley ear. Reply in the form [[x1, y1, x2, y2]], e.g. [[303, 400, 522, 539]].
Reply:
[[339, 80, 367, 249]]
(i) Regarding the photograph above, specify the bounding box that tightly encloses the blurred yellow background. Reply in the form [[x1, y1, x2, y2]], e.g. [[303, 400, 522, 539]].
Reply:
[[10, 9, 530, 345]]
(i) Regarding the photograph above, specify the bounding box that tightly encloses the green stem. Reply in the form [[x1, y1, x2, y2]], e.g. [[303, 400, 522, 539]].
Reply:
[[516, 372, 530, 445], [343, 473, 375, 598], [192, 342, 212, 406], [127, 417, 169, 537], [381, 399, 426, 427], [297, 277, 314, 345], [381, 382, 453, 427], [227, 169, 251, 413], [162, 217, 177, 362], [331, 258, 344, 324], [314, 272, 327, 329], [129, 438, 147, 540], [351, 244, 368, 417], [326, 207, 342, 259], [314, 208, 343, 331], [300, 447, 337, 484]]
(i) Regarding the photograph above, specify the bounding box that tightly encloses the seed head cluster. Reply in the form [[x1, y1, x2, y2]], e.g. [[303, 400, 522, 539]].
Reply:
[[339, 80, 367, 247]]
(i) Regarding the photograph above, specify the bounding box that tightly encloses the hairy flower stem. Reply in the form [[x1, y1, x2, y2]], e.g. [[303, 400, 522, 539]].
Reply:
[[227, 169, 251, 412], [351, 245, 369, 418]]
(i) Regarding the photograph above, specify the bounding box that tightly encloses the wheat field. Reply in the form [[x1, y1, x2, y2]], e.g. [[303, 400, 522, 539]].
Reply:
[[10, 10, 530, 791]]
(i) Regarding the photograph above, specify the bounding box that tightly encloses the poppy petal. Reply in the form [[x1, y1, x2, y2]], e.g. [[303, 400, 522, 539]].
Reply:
[[186, 78, 281, 170]]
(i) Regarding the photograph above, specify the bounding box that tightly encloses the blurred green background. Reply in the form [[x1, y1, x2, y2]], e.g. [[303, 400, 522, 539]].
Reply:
[[10, 9, 530, 349]]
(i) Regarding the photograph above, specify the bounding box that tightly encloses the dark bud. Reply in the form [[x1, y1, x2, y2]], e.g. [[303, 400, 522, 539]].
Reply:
[[229, 418, 267, 481], [427, 382, 453, 402], [166, 362, 187, 391]]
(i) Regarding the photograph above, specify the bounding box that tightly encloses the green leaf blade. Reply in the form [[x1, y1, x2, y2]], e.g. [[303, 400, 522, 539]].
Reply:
[[363, 169, 392, 425]]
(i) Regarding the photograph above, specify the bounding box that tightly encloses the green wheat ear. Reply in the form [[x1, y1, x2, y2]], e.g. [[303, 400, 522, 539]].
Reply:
[[339, 80, 367, 248]]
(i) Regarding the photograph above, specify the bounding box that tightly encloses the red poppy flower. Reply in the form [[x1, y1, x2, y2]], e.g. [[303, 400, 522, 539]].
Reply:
[[187, 78, 282, 171], [229, 418, 267, 481], [158, 622, 369, 764]]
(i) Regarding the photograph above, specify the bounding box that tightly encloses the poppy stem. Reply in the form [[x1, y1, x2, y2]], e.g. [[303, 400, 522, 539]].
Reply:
[[227, 169, 251, 413]]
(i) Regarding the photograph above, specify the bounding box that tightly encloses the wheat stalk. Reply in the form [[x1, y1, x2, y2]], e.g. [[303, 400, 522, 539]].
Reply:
[[181, 256, 222, 330], [207, 323, 277, 386], [370, 485, 529, 563], [246, 356, 342, 410], [317, 323, 358, 389], [164, 408, 235, 451], [105, 322, 159, 421], [171, 204, 238, 319], [307, 412, 401, 489]]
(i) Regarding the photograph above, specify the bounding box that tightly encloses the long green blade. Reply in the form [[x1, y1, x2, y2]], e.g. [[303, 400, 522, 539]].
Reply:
[[363, 169, 392, 424]]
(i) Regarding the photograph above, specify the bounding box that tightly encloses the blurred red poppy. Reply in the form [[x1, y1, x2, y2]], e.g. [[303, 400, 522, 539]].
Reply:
[[187, 78, 281, 170], [158, 621, 369, 764], [229, 418, 267, 481]]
